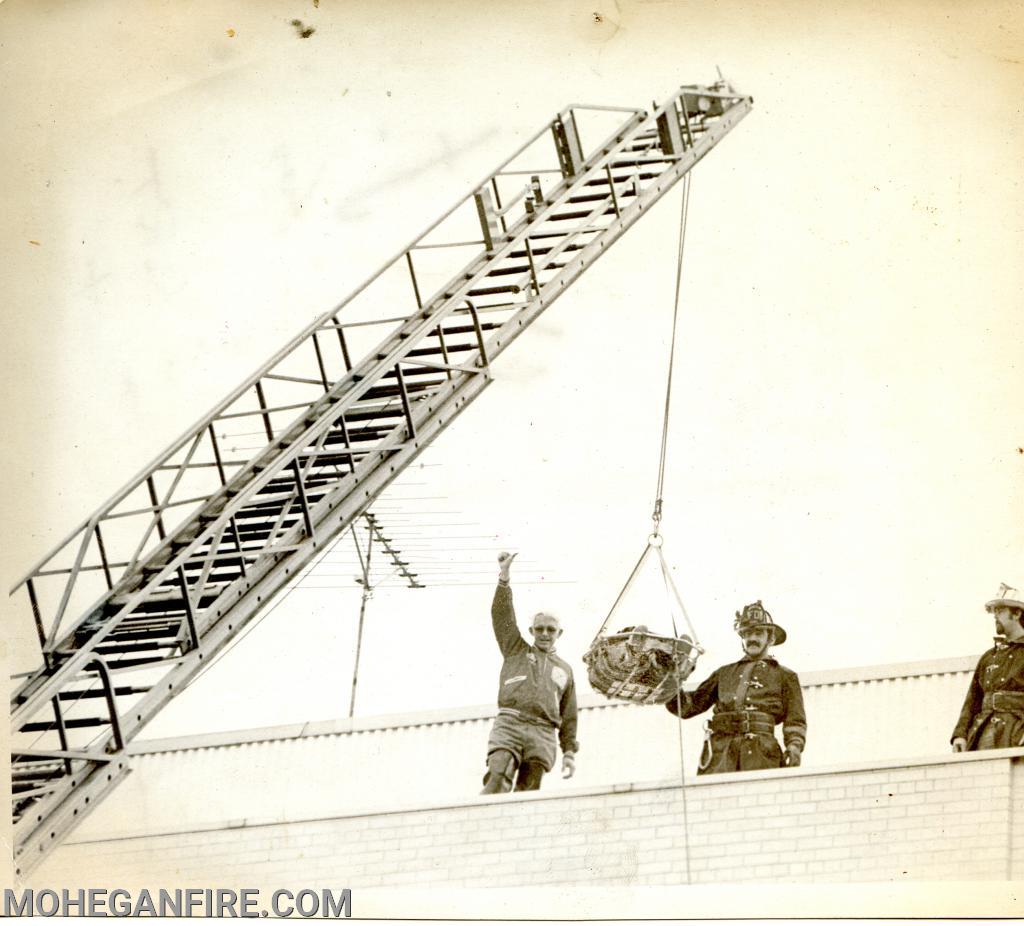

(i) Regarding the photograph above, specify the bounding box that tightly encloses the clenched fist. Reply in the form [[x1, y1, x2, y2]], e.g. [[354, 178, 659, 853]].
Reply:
[[498, 551, 518, 582]]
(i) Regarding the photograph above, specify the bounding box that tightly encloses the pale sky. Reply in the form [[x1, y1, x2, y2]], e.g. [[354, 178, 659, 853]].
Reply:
[[2, 0, 1022, 739]]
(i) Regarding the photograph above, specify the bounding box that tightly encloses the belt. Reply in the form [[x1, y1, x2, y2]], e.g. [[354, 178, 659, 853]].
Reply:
[[709, 710, 776, 736], [982, 691, 1024, 713], [498, 708, 557, 729]]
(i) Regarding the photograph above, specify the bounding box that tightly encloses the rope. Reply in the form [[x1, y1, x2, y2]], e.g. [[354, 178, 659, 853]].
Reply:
[[657, 178, 696, 884], [597, 173, 694, 637], [651, 171, 691, 534], [672, 683, 693, 883], [656, 545, 701, 647], [591, 543, 655, 645], [653, 542, 693, 884], [590, 176, 698, 881]]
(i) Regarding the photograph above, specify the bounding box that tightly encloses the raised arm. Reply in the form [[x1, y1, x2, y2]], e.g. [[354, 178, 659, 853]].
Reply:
[[492, 551, 526, 657]]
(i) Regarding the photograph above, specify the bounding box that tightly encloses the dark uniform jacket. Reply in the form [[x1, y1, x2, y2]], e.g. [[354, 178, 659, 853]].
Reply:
[[952, 639, 1024, 750], [492, 581, 579, 755], [666, 654, 806, 775]]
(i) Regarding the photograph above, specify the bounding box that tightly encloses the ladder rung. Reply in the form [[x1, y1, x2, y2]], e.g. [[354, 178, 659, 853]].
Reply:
[[109, 596, 205, 616], [20, 717, 109, 733], [358, 381, 446, 401], [95, 639, 177, 655], [397, 344, 477, 360], [433, 321, 502, 336], [466, 284, 521, 296], [566, 192, 621, 204], [57, 686, 150, 700], [547, 208, 615, 222], [103, 655, 174, 671], [12, 765, 64, 778], [337, 406, 405, 423], [583, 171, 659, 187], [103, 627, 184, 644], [508, 242, 585, 260], [547, 207, 595, 220]]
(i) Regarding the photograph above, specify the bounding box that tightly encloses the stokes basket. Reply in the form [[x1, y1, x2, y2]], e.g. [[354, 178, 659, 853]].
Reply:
[[583, 627, 700, 705]]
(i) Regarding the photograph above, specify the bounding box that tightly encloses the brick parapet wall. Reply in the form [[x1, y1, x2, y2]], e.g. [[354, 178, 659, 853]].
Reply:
[[53, 655, 977, 845], [35, 749, 1023, 889], [1013, 757, 1024, 881]]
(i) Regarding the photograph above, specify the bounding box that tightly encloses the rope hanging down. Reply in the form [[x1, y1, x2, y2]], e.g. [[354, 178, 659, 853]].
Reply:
[[580, 175, 700, 884], [590, 170, 698, 650], [651, 170, 691, 535]]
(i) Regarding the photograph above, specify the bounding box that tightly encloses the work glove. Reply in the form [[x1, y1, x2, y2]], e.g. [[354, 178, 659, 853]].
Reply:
[[561, 753, 576, 779], [951, 737, 968, 753], [784, 744, 802, 767]]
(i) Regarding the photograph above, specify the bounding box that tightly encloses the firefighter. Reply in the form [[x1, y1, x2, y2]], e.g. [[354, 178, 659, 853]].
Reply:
[[481, 552, 579, 794], [951, 583, 1024, 752], [666, 600, 806, 775]]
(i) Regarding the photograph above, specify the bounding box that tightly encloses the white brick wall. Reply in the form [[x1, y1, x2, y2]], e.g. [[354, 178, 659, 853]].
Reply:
[[32, 751, 1022, 889], [1012, 758, 1024, 881], [39, 657, 975, 848]]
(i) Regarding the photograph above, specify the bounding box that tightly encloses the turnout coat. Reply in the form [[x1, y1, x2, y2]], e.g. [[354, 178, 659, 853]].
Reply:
[[666, 655, 807, 775], [952, 639, 1024, 750]]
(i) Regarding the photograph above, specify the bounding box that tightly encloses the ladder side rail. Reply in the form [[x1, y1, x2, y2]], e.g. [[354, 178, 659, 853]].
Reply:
[[12, 89, 746, 716], [143, 89, 756, 694], [12, 86, 753, 876], [13, 755, 132, 879], [12, 354, 497, 868], [13, 369, 496, 877], [12, 277, 511, 721], [118, 90, 757, 741], [9, 106, 649, 671], [10, 106, 656, 681], [8, 109, 587, 597]]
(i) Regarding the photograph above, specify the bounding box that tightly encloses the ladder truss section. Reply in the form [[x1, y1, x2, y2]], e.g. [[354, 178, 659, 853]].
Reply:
[[8, 81, 752, 876]]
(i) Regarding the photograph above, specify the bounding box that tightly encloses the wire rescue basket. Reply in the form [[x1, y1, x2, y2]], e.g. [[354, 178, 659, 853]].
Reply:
[[583, 627, 700, 705]]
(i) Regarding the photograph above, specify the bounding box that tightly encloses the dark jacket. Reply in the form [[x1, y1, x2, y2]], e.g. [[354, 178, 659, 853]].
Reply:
[[492, 581, 579, 755], [667, 655, 807, 752], [952, 639, 1024, 750]]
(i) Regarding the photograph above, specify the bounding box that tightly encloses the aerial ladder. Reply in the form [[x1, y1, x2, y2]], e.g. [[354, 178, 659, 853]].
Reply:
[[8, 81, 752, 877]]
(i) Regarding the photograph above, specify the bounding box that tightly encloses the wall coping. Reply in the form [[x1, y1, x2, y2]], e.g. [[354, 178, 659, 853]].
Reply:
[[74, 744, 1024, 847], [130, 653, 977, 755]]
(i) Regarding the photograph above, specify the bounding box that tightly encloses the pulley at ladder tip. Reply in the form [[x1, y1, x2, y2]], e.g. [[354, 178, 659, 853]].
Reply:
[[584, 625, 703, 706]]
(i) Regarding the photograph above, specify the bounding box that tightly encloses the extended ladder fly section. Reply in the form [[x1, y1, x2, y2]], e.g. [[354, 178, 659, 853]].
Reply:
[[8, 82, 752, 876]]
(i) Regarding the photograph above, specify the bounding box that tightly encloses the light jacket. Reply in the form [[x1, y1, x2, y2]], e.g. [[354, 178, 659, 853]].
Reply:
[[492, 581, 579, 755]]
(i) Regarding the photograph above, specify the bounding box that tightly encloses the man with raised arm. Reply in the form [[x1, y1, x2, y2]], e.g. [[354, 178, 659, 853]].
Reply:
[[951, 583, 1024, 753], [665, 600, 807, 775], [480, 551, 579, 793]]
